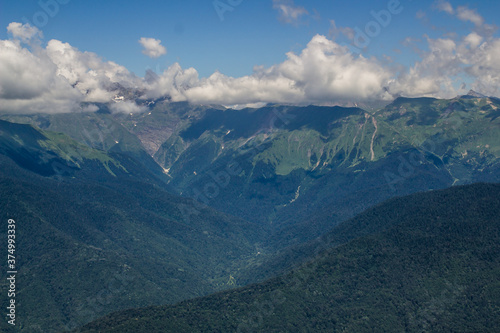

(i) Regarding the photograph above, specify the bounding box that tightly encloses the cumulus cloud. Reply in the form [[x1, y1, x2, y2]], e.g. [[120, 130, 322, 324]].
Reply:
[[0, 40, 52, 100], [7, 22, 43, 43], [456, 6, 484, 26], [0, 39, 83, 113], [390, 37, 461, 98], [391, 24, 500, 99], [464, 32, 483, 48], [169, 35, 393, 105], [0, 23, 144, 114], [389, 2, 500, 98], [139, 37, 167, 58], [272, 0, 309, 25], [3, 21, 392, 114], [144, 63, 197, 101], [109, 100, 148, 114], [278, 35, 393, 102], [142, 22, 500, 104], [46, 39, 143, 102], [465, 39, 500, 96], [329, 20, 355, 41], [434, 0, 454, 14], [3, 5, 500, 116]]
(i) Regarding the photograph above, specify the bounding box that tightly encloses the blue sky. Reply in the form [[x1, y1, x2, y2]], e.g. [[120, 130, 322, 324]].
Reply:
[[1, 0, 497, 77], [1, 0, 500, 112]]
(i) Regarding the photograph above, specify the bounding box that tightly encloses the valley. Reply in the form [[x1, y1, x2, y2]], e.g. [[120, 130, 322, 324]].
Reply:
[[2, 2, 500, 331], [77, 183, 500, 332], [0, 92, 499, 332]]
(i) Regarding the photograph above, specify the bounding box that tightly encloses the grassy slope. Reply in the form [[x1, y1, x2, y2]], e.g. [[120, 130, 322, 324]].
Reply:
[[0, 112, 170, 183], [159, 97, 500, 252], [4, 98, 499, 241]]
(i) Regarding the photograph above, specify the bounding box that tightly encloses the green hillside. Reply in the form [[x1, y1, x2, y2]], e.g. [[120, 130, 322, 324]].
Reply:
[[76, 183, 500, 333], [2, 95, 500, 332], [150, 96, 500, 250], [0, 121, 264, 332], [4, 96, 499, 246], [0, 112, 170, 183]]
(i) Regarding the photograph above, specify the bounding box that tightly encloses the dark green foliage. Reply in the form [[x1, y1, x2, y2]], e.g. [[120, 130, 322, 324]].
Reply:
[[152, 95, 500, 253], [4, 96, 500, 251], [0, 122, 264, 332], [77, 183, 500, 333], [1, 94, 500, 332]]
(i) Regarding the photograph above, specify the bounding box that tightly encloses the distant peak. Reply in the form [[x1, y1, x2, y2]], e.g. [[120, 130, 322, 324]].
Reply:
[[465, 90, 487, 98]]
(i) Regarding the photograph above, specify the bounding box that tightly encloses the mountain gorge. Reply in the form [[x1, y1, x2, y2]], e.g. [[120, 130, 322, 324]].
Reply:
[[162, 93, 500, 250], [5, 93, 500, 239], [0, 91, 499, 332], [0, 121, 264, 332]]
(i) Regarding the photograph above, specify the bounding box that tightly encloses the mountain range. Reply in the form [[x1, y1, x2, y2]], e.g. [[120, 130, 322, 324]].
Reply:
[[0, 90, 499, 331], [4, 90, 499, 246]]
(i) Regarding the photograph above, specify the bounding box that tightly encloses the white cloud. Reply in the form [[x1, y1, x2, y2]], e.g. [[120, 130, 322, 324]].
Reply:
[[0, 40, 51, 100], [176, 35, 394, 105], [143, 33, 396, 107], [0, 39, 83, 114], [143, 63, 198, 102], [390, 37, 461, 98], [386, 3, 500, 99], [456, 6, 484, 26], [0, 23, 144, 114], [464, 32, 483, 48], [328, 20, 356, 41], [109, 100, 147, 114], [277, 35, 393, 102], [46, 39, 142, 103], [7, 22, 43, 43], [391, 22, 500, 99], [435, 2, 488, 28], [139, 37, 167, 58], [272, 0, 309, 25], [465, 39, 500, 97], [434, 0, 454, 14], [3, 5, 500, 116]]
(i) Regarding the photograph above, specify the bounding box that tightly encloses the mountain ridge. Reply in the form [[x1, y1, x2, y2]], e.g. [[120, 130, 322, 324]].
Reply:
[[1, 93, 500, 331], [2, 94, 500, 251]]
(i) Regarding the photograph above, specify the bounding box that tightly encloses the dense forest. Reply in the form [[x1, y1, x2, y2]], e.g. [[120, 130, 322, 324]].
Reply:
[[77, 183, 500, 332]]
